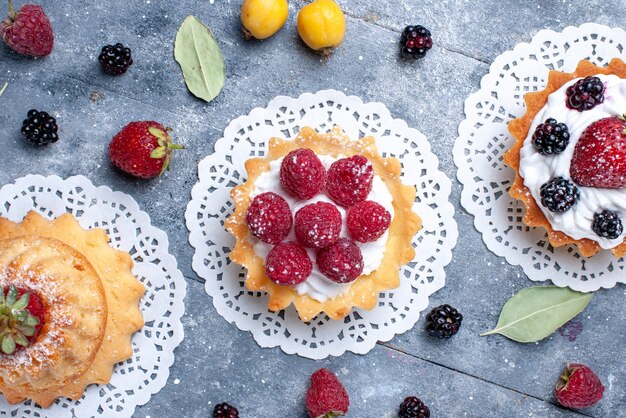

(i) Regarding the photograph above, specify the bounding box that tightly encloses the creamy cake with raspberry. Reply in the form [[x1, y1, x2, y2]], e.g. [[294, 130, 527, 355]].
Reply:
[[505, 58, 626, 257], [225, 126, 422, 321]]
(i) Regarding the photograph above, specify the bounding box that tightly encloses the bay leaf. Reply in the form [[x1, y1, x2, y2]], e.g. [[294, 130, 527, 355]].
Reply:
[[0, 82, 7, 97], [174, 16, 225, 103], [480, 286, 592, 343]]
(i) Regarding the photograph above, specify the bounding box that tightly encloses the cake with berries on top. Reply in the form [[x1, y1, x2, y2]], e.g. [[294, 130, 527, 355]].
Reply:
[[0, 211, 145, 407], [505, 58, 626, 257], [225, 126, 422, 321]]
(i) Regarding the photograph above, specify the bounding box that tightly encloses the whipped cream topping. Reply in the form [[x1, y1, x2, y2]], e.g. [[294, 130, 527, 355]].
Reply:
[[519, 74, 626, 249], [251, 155, 394, 302]]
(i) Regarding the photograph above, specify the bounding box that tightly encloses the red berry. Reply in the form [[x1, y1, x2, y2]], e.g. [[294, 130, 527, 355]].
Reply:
[[0, 286, 45, 354], [294, 202, 342, 249], [2, 3, 53, 57], [246, 192, 292, 244], [326, 155, 374, 207], [347, 200, 391, 243], [570, 116, 626, 188], [265, 242, 312, 286], [306, 368, 350, 418], [280, 148, 326, 200], [108, 121, 184, 179], [555, 363, 604, 409], [316, 238, 363, 283]]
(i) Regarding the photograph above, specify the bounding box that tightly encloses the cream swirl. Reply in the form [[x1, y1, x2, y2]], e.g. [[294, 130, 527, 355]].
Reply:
[[251, 155, 394, 302], [519, 74, 626, 249]]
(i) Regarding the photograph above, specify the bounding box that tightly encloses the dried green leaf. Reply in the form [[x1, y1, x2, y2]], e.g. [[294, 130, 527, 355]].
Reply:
[[0, 82, 7, 97], [174, 15, 225, 103], [480, 286, 593, 343], [14, 333, 28, 347], [5, 286, 17, 307]]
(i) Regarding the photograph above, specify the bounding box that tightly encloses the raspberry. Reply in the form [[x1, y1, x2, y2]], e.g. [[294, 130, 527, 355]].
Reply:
[[326, 155, 374, 207], [555, 363, 604, 409], [592, 210, 623, 240], [425, 304, 462, 339], [347, 200, 391, 243], [400, 25, 432, 59], [280, 148, 326, 200], [540, 177, 580, 213], [265, 242, 312, 286], [532, 118, 570, 156], [294, 202, 342, 249], [213, 402, 239, 418], [399, 396, 430, 418], [2, 2, 54, 57], [98, 43, 133, 75], [246, 192, 292, 244], [316, 238, 363, 283], [306, 368, 350, 418], [566, 76, 605, 112]]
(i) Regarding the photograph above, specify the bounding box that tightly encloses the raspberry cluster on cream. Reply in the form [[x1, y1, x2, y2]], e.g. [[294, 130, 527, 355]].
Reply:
[[247, 149, 394, 302], [519, 74, 626, 249]]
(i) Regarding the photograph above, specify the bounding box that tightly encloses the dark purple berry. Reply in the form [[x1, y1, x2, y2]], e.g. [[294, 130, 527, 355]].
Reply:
[[425, 304, 462, 339], [592, 210, 623, 240], [98, 43, 133, 75], [400, 25, 432, 59], [399, 396, 430, 418], [21, 109, 58, 146], [540, 177, 580, 213], [565, 76, 605, 112], [213, 402, 239, 418], [532, 118, 570, 155]]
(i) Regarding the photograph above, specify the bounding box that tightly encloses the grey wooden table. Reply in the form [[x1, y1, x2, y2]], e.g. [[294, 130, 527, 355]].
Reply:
[[1, 0, 625, 417]]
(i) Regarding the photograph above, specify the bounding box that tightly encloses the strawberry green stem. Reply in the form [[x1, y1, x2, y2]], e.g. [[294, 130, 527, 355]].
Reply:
[[7, 0, 14, 17]]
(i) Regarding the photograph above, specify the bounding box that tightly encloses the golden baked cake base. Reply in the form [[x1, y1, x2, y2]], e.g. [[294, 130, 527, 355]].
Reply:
[[505, 58, 626, 258], [225, 126, 422, 322], [0, 211, 145, 407], [0, 236, 107, 404]]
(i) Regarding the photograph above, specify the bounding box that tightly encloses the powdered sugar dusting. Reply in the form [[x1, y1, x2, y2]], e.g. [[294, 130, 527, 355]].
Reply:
[[0, 264, 73, 381]]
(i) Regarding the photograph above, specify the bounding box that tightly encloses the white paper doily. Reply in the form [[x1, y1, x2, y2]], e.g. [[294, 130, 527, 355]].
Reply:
[[454, 23, 626, 292], [186, 89, 458, 359], [0, 175, 186, 417]]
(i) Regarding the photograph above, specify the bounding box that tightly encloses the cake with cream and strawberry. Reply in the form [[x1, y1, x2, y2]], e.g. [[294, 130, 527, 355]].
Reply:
[[506, 58, 626, 257], [225, 126, 422, 321]]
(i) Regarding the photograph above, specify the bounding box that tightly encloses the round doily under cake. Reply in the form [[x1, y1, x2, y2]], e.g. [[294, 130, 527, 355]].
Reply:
[[0, 175, 186, 417], [454, 23, 626, 291], [186, 89, 458, 359]]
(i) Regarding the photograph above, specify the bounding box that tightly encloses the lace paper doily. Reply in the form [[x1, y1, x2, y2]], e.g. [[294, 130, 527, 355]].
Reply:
[[454, 23, 626, 291], [0, 175, 186, 417], [186, 90, 458, 359]]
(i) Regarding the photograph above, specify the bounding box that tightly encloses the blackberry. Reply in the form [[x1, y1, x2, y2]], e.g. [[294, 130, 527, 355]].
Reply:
[[592, 210, 623, 239], [20, 109, 58, 146], [399, 396, 430, 418], [566, 76, 604, 112], [532, 118, 570, 155], [400, 25, 432, 59], [213, 402, 239, 418], [425, 304, 462, 339], [540, 177, 580, 213], [98, 43, 133, 75]]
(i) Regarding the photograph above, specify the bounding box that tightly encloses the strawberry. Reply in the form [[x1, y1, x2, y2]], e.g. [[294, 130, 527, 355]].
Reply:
[[2, 0, 53, 57], [555, 363, 604, 409], [570, 115, 626, 188], [0, 285, 45, 354], [306, 368, 349, 418], [108, 121, 184, 179]]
